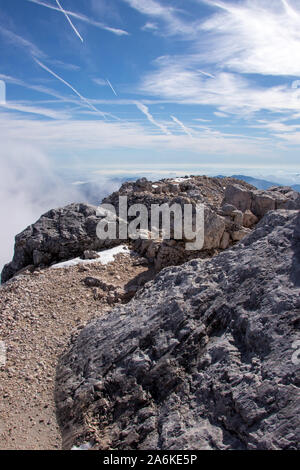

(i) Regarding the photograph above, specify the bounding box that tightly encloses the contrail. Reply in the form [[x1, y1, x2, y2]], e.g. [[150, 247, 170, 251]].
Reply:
[[27, 0, 129, 36], [136, 102, 171, 135], [55, 0, 83, 42], [35, 59, 106, 118], [171, 115, 192, 137], [106, 79, 118, 96], [281, 0, 299, 18], [198, 70, 215, 79]]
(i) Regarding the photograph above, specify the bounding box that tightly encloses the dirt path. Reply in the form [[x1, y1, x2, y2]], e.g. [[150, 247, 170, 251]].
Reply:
[[0, 251, 154, 450]]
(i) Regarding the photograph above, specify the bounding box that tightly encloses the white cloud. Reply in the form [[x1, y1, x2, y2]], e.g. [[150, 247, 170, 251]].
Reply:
[[140, 60, 300, 116], [1, 101, 71, 120], [141, 22, 159, 32], [0, 144, 83, 272], [214, 111, 229, 118], [273, 132, 300, 145], [0, 111, 277, 156], [122, 0, 201, 36], [198, 0, 300, 76], [92, 78, 108, 86]]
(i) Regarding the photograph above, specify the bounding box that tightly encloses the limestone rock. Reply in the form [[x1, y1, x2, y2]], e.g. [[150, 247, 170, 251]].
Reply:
[[1, 203, 119, 283], [223, 184, 252, 212], [252, 192, 276, 218], [223, 184, 300, 220], [55, 210, 300, 450], [232, 227, 252, 241], [82, 250, 99, 260], [243, 210, 259, 228], [220, 231, 230, 250], [203, 206, 226, 250]]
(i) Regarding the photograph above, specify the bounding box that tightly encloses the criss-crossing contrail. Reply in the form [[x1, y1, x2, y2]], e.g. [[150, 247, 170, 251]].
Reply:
[[106, 79, 118, 96], [171, 115, 192, 137], [35, 59, 106, 118], [55, 0, 83, 42], [27, 0, 129, 36], [136, 102, 171, 135]]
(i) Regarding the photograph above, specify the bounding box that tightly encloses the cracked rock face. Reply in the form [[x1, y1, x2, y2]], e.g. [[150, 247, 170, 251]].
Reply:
[[55, 210, 300, 450]]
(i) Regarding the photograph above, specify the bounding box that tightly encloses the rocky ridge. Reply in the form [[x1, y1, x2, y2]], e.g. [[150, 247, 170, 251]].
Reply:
[[2, 176, 300, 282], [0, 250, 154, 449], [1, 175, 299, 451], [55, 210, 300, 450]]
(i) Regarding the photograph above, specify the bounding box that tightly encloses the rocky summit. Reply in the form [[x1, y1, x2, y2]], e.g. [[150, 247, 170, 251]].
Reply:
[[0, 176, 300, 450], [2, 176, 300, 281], [55, 209, 300, 451]]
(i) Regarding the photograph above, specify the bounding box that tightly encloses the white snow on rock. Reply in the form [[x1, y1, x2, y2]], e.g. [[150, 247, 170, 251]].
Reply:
[[71, 442, 92, 450], [171, 177, 191, 184], [51, 245, 130, 269]]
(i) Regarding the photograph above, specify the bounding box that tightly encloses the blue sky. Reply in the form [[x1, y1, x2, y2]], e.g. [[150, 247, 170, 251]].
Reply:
[[1, 0, 300, 272], [1, 0, 300, 174]]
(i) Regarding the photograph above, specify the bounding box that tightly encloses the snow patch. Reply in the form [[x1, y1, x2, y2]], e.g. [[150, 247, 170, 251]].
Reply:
[[71, 442, 92, 450], [51, 245, 130, 269], [171, 177, 191, 184]]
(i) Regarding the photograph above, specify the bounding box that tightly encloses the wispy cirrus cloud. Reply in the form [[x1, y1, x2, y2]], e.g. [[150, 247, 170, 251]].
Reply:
[[0, 72, 85, 108], [122, 0, 201, 36], [0, 101, 71, 120], [140, 58, 300, 117], [0, 24, 44, 58], [0, 111, 274, 157], [197, 0, 300, 76], [27, 0, 129, 36], [133, 0, 300, 127], [141, 22, 159, 32]]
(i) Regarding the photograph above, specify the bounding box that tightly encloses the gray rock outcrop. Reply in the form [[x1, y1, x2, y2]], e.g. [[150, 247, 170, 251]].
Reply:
[[3, 177, 300, 282], [1, 203, 119, 283], [223, 183, 300, 218], [55, 210, 300, 450]]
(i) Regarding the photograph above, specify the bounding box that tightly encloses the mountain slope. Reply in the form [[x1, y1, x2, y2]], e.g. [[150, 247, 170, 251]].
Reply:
[[55, 210, 300, 450]]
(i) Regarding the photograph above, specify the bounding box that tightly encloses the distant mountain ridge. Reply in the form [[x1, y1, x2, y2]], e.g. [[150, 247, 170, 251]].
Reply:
[[228, 174, 300, 192]]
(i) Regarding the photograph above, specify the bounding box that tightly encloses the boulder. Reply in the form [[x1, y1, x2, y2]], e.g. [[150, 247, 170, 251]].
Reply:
[[223, 184, 252, 212], [1, 203, 119, 283], [232, 210, 243, 226], [203, 206, 226, 250], [82, 250, 99, 260], [232, 227, 252, 241], [220, 231, 231, 250], [223, 184, 300, 220], [243, 210, 258, 228], [252, 192, 276, 218]]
